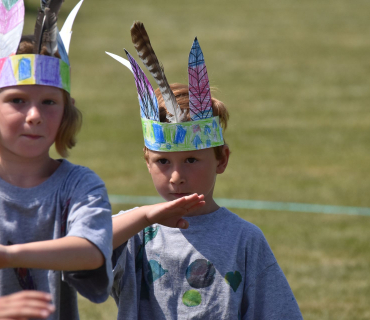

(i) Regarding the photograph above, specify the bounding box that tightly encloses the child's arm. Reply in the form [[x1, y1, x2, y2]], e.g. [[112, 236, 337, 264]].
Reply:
[[0, 237, 104, 271], [0, 291, 55, 320], [0, 194, 204, 269], [113, 193, 205, 249]]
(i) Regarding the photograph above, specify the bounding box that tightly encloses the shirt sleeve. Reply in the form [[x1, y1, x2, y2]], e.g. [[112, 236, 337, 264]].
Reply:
[[240, 226, 303, 320], [242, 262, 303, 320], [110, 208, 139, 303], [62, 169, 113, 303]]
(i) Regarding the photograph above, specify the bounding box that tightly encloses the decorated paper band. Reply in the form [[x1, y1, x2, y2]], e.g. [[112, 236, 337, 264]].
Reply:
[[0, 53, 71, 93], [141, 116, 224, 152]]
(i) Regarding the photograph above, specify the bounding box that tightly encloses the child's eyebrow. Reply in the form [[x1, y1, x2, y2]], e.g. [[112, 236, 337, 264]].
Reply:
[[150, 154, 167, 160]]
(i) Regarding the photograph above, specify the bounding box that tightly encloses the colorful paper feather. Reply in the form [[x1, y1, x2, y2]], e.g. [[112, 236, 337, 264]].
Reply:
[[0, 0, 25, 58], [59, 0, 83, 54], [125, 50, 159, 121], [188, 37, 213, 120], [106, 50, 159, 121]]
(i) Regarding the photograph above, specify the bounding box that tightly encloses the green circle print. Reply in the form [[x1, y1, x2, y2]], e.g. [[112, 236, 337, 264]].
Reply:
[[182, 290, 202, 307]]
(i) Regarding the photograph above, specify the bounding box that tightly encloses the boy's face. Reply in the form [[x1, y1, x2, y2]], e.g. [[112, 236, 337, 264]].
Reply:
[[0, 85, 64, 160], [146, 146, 229, 216]]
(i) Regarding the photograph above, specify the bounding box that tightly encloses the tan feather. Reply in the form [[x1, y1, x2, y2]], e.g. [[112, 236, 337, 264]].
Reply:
[[130, 21, 185, 123]]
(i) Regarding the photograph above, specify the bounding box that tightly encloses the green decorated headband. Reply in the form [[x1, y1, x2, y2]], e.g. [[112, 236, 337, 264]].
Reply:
[[106, 22, 224, 152]]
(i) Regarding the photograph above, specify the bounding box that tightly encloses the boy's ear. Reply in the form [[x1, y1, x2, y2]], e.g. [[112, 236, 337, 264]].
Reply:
[[216, 145, 230, 174], [146, 158, 151, 173]]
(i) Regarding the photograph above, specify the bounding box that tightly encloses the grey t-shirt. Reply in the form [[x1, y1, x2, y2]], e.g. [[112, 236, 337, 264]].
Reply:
[[112, 207, 302, 319], [0, 160, 113, 320]]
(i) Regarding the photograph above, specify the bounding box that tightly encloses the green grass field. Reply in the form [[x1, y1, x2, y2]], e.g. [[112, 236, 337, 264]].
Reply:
[[24, 0, 370, 318]]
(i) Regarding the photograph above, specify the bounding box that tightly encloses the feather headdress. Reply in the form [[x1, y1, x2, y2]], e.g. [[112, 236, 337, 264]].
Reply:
[[106, 21, 224, 152], [0, 0, 84, 93]]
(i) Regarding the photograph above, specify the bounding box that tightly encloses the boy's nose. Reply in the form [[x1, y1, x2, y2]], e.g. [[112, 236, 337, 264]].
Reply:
[[26, 105, 42, 125], [170, 170, 185, 185]]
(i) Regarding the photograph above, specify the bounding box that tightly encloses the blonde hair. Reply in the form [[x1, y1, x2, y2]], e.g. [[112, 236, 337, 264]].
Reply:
[[144, 83, 229, 160], [15, 36, 82, 158]]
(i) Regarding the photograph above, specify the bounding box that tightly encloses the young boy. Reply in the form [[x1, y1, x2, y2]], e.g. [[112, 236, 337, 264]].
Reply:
[[107, 22, 303, 319]]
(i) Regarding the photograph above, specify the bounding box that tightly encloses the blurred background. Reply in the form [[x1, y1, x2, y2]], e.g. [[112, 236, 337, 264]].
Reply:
[[23, 0, 370, 319]]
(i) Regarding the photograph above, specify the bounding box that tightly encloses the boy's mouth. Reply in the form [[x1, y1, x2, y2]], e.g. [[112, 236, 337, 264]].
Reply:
[[170, 193, 191, 198], [22, 134, 42, 140]]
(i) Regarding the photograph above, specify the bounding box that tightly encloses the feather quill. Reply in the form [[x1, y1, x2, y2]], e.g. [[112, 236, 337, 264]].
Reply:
[[130, 21, 185, 123], [48, 0, 64, 17], [34, 0, 63, 55], [41, 8, 58, 55], [0, 0, 25, 58], [40, 0, 50, 11], [33, 7, 46, 53], [188, 37, 213, 120]]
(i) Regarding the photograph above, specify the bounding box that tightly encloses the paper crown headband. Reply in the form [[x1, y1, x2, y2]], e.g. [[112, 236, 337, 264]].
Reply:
[[106, 22, 224, 152], [0, 0, 83, 93]]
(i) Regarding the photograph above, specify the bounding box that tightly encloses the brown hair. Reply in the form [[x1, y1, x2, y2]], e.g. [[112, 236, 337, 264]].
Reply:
[[15, 36, 82, 158], [144, 83, 229, 160]]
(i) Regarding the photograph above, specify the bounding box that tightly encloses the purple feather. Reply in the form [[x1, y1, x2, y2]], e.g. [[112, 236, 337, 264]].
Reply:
[[125, 49, 159, 121], [188, 37, 213, 120]]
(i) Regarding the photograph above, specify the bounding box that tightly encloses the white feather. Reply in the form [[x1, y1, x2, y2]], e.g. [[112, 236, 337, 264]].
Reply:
[[105, 51, 133, 73], [59, 0, 84, 54]]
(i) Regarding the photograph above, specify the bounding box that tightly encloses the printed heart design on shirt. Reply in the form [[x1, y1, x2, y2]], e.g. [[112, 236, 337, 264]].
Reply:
[[224, 271, 242, 292], [147, 260, 168, 284], [144, 226, 159, 244]]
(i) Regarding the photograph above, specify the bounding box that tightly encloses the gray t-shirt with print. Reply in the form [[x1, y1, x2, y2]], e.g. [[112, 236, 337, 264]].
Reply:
[[0, 160, 113, 320], [112, 207, 302, 319]]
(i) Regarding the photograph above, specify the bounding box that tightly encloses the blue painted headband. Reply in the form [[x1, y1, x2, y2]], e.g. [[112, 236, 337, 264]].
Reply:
[[0, 54, 71, 92]]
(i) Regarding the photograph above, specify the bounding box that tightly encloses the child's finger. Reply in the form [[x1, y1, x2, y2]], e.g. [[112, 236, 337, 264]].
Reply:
[[10, 291, 53, 302], [182, 194, 205, 209], [176, 218, 189, 229], [0, 306, 54, 319], [177, 193, 203, 206], [187, 201, 206, 211]]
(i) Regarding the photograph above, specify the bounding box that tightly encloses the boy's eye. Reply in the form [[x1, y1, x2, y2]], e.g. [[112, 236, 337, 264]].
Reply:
[[42, 99, 56, 105], [158, 158, 169, 165], [186, 158, 197, 164], [11, 98, 24, 104]]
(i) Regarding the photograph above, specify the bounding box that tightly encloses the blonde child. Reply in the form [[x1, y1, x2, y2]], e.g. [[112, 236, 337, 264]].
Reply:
[[107, 22, 303, 319], [0, 1, 113, 318]]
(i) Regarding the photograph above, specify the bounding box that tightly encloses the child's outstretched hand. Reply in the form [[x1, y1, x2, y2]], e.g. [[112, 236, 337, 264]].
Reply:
[[113, 193, 205, 249], [0, 291, 55, 320], [145, 193, 205, 229]]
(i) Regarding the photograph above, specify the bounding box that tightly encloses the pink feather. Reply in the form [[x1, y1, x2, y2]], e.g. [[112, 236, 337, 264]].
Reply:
[[0, 0, 24, 58], [188, 37, 213, 120]]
